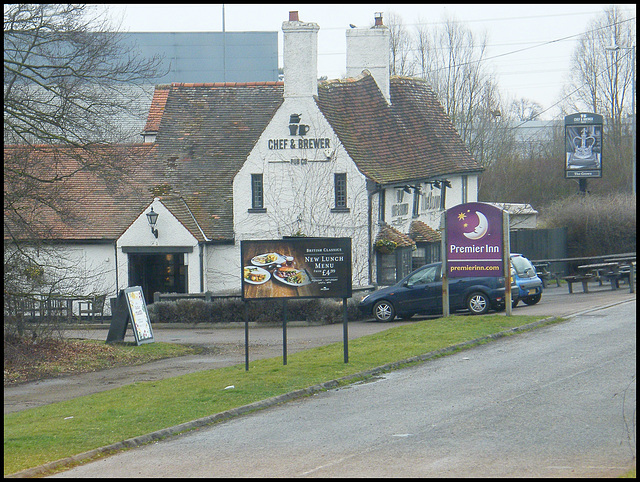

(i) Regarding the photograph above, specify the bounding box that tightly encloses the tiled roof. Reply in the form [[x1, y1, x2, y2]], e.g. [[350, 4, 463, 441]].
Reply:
[[375, 224, 416, 248], [4, 144, 159, 241], [409, 220, 441, 243], [6, 75, 480, 243], [152, 82, 285, 240], [144, 84, 170, 132], [316, 72, 482, 184]]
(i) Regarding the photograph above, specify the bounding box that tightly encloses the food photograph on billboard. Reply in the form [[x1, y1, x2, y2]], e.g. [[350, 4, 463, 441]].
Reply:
[[241, 238, 352, 300]]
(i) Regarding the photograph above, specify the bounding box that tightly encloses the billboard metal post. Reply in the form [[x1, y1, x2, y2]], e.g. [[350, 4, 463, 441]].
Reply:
[[244, 302, 249, 371], [342, 298, 348, 363], [282, 299, 288, 366]]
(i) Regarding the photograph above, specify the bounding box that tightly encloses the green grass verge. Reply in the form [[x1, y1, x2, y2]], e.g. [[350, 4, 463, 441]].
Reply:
[[4, 314, 554, 475]]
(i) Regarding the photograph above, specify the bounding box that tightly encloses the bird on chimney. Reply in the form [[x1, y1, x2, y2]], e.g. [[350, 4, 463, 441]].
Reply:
[[349, 24, 356, 28]]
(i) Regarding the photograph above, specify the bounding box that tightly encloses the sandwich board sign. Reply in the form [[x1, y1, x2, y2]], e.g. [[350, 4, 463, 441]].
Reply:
[[106, 286, 154, 345]]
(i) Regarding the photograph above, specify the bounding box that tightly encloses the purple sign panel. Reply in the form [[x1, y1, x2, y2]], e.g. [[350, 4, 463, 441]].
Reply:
[[446, 202, 504, 278]]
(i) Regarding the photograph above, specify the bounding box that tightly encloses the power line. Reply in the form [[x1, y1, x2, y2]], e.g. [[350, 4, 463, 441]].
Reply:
[[418, 17, 635, 75], [510, 47, 635, 129]]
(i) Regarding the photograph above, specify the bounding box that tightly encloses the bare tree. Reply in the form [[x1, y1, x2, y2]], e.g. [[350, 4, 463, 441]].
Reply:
[[510, 98, 544, 122], [5, 4, 162, 239], [386, 12, 415, 76], [4, 4, 162, 337], [561, 5, 635, 193], [389, 13, 511, 168], [4, 4, 162, 146]]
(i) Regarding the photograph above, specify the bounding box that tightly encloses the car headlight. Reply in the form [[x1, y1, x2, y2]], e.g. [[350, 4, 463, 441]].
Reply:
[[360, 294, 369, 303]]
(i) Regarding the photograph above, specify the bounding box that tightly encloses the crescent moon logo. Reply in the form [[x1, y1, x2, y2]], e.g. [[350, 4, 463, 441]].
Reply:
[[463, 211, 489, 240]]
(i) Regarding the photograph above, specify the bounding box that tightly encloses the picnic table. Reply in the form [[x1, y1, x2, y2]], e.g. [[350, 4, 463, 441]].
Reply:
[[532, 262, 560, 288], [572, 260, 635, 294], [561, 272, 596, 294], [603, 257, 635, 294], [17, 294, 106, 322]]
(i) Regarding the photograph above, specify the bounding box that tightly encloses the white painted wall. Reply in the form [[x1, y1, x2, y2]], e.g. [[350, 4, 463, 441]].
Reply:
[[116, 199, 202, 295], [346, 25, 391, 103], [380, 174, 479, 234], [229, 96, 371, 292], [6, 242, 117, 314]]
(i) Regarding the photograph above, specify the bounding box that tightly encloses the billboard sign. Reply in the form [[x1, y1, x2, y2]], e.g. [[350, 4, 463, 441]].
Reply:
[[564, 112, 603, 178], [241, 237, 352, 300], [446, 202, 504, 278]]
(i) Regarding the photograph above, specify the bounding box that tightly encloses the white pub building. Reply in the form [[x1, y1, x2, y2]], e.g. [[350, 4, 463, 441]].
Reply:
[[6, 11, 482, 310]]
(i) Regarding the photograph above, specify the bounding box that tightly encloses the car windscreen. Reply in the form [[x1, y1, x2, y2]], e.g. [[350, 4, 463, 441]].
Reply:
[[511, 256, 536, 276]]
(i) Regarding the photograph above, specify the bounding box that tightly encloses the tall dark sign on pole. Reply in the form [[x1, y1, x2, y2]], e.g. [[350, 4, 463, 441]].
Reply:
[[565, 112, 603, 194]]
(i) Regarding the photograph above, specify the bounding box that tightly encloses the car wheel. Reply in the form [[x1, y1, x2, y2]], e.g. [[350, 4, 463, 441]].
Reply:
[[522, 293, 541, 305], [467, 292, 490, 315], [512, 297, 519, 308], [373, 300, 396, 322]]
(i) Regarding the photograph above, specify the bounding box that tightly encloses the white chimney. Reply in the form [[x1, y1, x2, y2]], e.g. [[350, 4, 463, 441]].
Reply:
[[282, 11, 320, 99], [346, 12, 390, 103]]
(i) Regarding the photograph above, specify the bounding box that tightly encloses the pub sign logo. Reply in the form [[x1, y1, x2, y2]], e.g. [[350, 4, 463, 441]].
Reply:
[[564, 112, 603, 179]]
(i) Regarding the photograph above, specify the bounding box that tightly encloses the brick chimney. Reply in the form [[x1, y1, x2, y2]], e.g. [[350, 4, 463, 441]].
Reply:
[[282, 11, 319, 99], [346, 12, 390, 103]]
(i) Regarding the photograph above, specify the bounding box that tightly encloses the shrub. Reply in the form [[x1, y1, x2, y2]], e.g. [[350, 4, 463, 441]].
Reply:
[[539, 192, 636, 257], [147, 295, 371, 324]]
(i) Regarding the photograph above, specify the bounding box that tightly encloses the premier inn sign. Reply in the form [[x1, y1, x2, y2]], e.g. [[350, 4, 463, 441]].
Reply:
[[446, 202, 504, 278]]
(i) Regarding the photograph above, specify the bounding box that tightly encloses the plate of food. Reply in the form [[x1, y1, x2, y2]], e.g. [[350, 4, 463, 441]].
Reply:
[[243, 266, 270, 285], [273, 266, 312, 286], [251, 252, 286, 267]]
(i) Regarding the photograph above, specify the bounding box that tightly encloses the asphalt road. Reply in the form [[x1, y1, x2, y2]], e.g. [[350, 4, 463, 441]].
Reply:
[[50, 298, 636, 477]]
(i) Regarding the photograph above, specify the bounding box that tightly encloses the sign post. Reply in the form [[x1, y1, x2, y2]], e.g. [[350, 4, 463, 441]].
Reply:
[[564, 112, 603, 194], [502, 210, 512, 316], [440, 212, 449, 317], [445, 202, 512, 316]]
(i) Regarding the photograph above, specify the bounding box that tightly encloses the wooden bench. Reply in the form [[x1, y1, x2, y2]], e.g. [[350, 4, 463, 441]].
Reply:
[[77, 295, 106, 322], [562, 274, 595, 293], [534, 263, 560, 288], [17, 298, 43, 320]]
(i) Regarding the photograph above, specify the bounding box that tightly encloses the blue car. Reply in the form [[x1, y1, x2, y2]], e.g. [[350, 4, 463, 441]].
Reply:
[[510, 253, 543, 306], [358, 262, 519, 322]]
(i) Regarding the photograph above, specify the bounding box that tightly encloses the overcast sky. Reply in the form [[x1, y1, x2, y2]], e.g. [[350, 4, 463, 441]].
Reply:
[[96, 4, 636, 120]]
